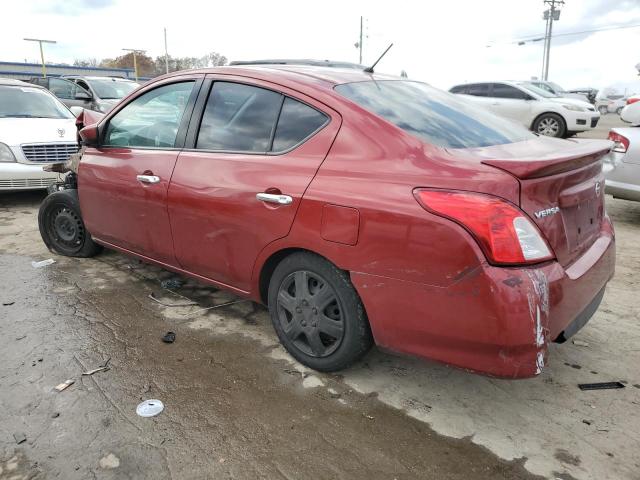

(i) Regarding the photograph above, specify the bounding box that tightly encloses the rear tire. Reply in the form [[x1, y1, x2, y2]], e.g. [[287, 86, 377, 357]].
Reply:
[[533, 113, 566, 138], [598, 106, 608, 115], [268, 252, 373, 372], [38, 189, 102, 258], [616, 107, 624, 115]]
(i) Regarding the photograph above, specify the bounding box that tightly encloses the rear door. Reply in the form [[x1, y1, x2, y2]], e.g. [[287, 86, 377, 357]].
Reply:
[[487, 83, 533, 125], [79, 76, 202, 265], [168, 77, 341, 292]]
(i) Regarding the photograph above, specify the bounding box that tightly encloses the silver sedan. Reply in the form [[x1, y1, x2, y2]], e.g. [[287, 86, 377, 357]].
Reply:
[[605, 101, 640, 201]]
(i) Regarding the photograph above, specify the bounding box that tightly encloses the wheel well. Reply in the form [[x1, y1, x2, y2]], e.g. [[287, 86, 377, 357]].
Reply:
[[258, 248, 306, 304], [531, 111, 566, 130], [258, 248, 345, 305]]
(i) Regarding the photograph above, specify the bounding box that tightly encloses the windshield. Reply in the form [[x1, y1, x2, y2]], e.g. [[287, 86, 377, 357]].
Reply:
[[518, 82, 558, 98], [88, 79, 139, 99], [0, 85, 73, 119], [335, 80, 534, 149], [547, 81, 565, 93]]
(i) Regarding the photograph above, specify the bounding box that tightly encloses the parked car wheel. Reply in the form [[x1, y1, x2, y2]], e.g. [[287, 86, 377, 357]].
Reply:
[[616, 107, 624, 115], [598, 105, 608, 115], [268, 252, 373, 372], [38, 189, 102, 257], [533, 113, 566, 138]]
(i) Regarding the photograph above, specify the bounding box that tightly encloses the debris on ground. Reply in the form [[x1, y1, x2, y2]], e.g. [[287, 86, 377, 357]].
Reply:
[[162, 331, 176, 343], [31, 258, 55, 268], [51, 412, 60, 418], [2, 301, 14, 306], [582, 419, 593, 425], [183, 299, 250, 317], [148, 292, 197, 307], [13, 432, 27, 444], [15, 335, 26, 341], [161, 277, 184, 289], [54, 379, 75, 392], [136, 399, 164, 417], [572, 339, 590, 347], [578, 381, 626, 391], [82, 358, 111, 376], [363, 413, 375, 420]]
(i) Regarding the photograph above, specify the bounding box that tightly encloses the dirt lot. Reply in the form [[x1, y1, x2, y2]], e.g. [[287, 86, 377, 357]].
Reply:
[[1, 116, 639, 480]]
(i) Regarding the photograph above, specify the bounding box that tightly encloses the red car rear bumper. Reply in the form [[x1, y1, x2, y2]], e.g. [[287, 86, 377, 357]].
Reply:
[[351, 218, 615, 379]]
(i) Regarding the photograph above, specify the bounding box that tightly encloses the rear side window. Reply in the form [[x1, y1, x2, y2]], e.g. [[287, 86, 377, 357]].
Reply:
[[272, 98, 328, 152], [197, 82, 282, 152], [335, 80, 533, 149], [491, 84, 529, 100], [467, 84, 490, 97], [449, 85, 466, 94]]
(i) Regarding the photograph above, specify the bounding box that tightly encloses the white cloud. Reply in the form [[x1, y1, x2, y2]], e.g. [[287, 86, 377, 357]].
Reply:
[[2, 0, 639, 90]]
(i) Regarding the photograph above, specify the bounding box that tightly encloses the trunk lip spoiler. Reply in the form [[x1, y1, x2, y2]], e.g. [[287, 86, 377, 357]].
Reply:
[[478, 140, 613, 180]]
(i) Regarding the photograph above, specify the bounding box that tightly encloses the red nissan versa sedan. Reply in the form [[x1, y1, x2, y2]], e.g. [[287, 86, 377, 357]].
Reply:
[[38, 64, 616, 378]]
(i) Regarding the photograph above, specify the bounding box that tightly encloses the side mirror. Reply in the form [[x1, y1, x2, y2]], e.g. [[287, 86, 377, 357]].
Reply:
[[69, 106, 84, 118], [75, 90, 92, 100], [79, 123, 100, 148]]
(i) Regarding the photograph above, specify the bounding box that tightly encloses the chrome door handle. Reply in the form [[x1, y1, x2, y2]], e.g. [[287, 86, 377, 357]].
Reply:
[[136, 174, 160, 184], [256, 193, 293, 205]]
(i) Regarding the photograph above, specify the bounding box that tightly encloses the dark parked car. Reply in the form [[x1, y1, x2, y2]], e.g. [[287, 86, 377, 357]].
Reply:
[[61, 76, 140, 113], [28, 76, 94, 110], [38, 65, 615, 378]]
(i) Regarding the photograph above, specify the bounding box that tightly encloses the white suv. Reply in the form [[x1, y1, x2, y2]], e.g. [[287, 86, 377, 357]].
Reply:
[[0, 79, 77, 191], [449, 81, 599, 138]]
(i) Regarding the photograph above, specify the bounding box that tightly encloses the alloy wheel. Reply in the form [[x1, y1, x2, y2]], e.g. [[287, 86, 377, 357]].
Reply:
[[537, 117, 560, 136]]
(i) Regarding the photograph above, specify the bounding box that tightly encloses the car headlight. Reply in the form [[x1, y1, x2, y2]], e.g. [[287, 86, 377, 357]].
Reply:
[[562, 104, 585, 112], [0, 143, 16, 162]]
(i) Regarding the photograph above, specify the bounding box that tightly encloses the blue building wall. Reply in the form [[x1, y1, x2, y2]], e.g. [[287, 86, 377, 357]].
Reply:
[[0, 61, 144, 80]]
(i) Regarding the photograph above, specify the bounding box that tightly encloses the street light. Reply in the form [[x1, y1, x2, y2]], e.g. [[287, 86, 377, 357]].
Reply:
[[122, 48, 146, 81], [24, 38, 56, 78]]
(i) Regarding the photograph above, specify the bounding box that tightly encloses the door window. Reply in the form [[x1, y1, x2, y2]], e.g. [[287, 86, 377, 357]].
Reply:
[[467, 84, 490, 97], [49, 78, 78, 99], [197, 82, 282, 152], [491, 84, 529, 100], [104, 81, 194, 148], [272, 97, 328, 152]]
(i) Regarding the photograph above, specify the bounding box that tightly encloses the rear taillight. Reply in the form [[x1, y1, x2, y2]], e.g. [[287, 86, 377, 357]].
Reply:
[[627, 97, 640, 105], [608, 131, 630, 153], [414, 189, 554, 265]]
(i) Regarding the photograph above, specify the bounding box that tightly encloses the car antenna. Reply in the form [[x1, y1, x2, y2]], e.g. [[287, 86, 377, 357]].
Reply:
[[363, 43, 393, 74]]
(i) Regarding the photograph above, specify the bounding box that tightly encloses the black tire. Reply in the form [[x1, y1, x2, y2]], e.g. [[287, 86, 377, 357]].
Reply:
[[616, 107, 624, 115], [38, 189, 102, 258], [268, 252, 373, 372], [533, 113, 566, 138], [598, 106, 608, 115]]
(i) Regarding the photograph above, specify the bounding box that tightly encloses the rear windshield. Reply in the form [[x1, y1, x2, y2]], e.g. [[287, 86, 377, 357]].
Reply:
[[88, 79, 139, 99], [335, 80, 533, 149]]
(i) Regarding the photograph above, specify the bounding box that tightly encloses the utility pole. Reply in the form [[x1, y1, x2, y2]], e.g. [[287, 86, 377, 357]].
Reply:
[[542, 0, 564, 81], [122, 48, 146, 82], [24, 38, 56, 78], [164, 28, 169, 74], [354, 16, 363, 64]]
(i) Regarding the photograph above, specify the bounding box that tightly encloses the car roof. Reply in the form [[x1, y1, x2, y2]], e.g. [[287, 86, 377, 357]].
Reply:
[[155, 64, 400, 90], [0, 77, 42, 87], [65, 75, 134, 81]]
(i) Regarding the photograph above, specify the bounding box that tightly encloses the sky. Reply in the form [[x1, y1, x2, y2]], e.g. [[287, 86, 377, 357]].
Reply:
[[2, 0, 640, 91]]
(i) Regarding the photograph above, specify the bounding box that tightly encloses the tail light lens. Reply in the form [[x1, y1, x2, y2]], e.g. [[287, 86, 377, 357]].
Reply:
[[414, 189, 554, 265], [627, 97, 640, 105], [608, 131, 630, 153]]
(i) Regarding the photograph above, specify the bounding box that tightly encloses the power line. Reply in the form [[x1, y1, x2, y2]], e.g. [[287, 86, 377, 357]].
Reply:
[[489, 21, 640, 46]]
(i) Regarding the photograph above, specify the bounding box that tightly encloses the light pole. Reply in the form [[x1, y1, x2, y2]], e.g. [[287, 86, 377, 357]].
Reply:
[[164, 28, 169, 74], [122, 48, 146, 81], [541, 0, 564, 81], [24, 38, 56, 78]]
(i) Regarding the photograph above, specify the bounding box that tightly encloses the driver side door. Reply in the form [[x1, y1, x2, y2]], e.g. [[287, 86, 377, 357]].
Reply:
[[79, 76, 202, 265]]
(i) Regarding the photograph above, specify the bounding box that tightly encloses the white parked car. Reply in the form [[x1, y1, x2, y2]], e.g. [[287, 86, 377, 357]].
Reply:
[[0, 79, 77, 191], [449, 81, 600, 138], [605, 100, 640, 201], [527, 80, 590, 103]]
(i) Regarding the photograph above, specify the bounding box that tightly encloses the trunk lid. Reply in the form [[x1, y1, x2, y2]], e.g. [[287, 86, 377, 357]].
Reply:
[[457, 136, 612, 267]]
